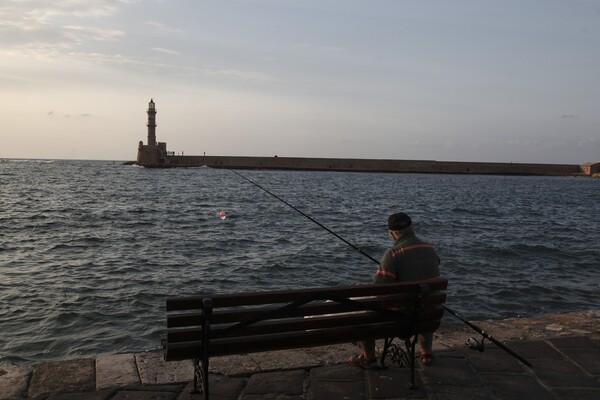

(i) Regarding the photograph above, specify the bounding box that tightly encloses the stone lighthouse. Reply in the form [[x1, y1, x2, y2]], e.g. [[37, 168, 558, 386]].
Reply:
[[137, 98, 168, 166], [147, 98, 157, 146]]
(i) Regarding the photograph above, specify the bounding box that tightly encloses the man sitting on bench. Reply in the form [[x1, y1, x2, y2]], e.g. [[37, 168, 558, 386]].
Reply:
[[349, 212, 441, 368]]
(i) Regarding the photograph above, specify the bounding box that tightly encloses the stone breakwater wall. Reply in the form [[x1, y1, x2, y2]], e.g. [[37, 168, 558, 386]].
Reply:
[[138, 153, 598, 176]]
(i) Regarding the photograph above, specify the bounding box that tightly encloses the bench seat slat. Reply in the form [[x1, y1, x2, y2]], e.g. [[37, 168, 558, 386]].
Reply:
[[167, 305, 445, 343], [165, 319, 442, 361]]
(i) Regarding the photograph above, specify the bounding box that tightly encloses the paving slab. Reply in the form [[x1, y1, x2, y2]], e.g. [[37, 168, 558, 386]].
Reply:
[[47, 389, 115, 400], [123, 385, 185, 392], [432, 350, 466, 359], [241, 395, 303, 400], [243, 369, 305, 396], [419, 357, 482, 388], [308, 364, 363, 382], [136, 352, 193, 385], [366, 367, 427, 399], [307, 365, 367, 400], [556, 347, 600, 375], [464, 347, 525, 373], [553, 387, 600, 400], [549, 335, 600, 349], [424, 384, 496, 400], [111, 391, 178, 400], [306, 380, 366, 400], [28, 358, 95, 399], [0, 364, 32, 400], [532, 358, 598, 387], [479, 373, 555, 400], [506, 340, 563, 360], [250, 349, 319, 372], [210, 354, 259, 376], [178, 378, 246, 400], [96, 353, 141, 389], [304, 343, 357, 366]]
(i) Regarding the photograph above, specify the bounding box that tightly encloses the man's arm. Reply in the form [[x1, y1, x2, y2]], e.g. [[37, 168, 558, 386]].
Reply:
[[373, 252, 397, 283]]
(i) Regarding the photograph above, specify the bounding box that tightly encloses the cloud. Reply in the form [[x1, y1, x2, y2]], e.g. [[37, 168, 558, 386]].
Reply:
[[62, 25, 125, 43], [0, 1, 276, 85], [25, 1, 126, 21], [56, 50, 273, 82], [0, 1, 127, 52], [47, 112, 92, 118], [152, 47, 180, 55], [145, 21, 182, 33]]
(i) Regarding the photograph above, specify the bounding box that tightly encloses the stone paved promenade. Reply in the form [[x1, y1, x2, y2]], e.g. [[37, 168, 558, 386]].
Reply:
[[1, 310, 599, 400]]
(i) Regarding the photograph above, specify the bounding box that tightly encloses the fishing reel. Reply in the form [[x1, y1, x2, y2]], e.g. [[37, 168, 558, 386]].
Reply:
[[465, 336, 486, 352]]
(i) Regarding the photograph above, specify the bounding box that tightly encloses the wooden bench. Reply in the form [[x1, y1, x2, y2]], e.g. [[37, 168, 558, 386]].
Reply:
[[163, 277, 447, 399]]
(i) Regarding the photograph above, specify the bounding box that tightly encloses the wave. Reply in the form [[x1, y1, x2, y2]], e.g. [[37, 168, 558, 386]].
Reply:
[[2, 158, 54, 163]]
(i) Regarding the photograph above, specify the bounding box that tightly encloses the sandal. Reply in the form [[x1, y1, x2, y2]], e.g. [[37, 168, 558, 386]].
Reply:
[[348, 354, 377, 369], [420, 354, 433, 366]]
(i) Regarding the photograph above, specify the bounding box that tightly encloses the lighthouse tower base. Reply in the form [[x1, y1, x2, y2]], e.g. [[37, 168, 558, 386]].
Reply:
[[137, 141, 170, 166]]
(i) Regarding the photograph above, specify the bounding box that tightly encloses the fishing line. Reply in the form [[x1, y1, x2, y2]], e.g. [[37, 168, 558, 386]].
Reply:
[[228, 168, 532, 368], [228, 168, 380, 265]]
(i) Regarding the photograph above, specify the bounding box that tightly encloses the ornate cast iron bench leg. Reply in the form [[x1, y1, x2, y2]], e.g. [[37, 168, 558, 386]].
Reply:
[[382, 336, 410, 368], [191, 298, 212, 400], [380, 335, 419, 389], [192, 358, 200, 394], [190, 357, 210, 400], [407, 335, 418, 389]]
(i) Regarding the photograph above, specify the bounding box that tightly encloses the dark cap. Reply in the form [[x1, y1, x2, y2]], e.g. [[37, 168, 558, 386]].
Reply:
[[388, 213, 412, 231]]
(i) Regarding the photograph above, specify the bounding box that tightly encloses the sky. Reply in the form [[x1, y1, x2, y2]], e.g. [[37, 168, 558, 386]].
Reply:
[[1, 0, 599, 163]]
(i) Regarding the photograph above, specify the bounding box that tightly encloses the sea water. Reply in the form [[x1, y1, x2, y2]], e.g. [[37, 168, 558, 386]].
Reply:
[[1, 159, 599, 364]]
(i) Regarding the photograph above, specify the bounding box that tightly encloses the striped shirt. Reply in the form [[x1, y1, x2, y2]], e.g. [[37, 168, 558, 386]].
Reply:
[[375, 232, 440, 283]]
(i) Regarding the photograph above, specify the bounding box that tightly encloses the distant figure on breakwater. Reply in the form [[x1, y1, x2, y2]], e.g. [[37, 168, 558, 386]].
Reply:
[[349, 212, 441, 368]]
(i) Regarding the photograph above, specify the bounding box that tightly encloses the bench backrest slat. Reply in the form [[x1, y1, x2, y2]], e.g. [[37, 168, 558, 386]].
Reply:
[[166, 278, 448, 311], [167, 292, 446, 328]]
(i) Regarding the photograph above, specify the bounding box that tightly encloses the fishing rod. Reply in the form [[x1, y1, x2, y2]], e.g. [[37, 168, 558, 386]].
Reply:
[[228, 168, 380, 265], [444, 306, 532, 367], [228, 168, 532, 368]]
